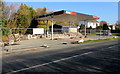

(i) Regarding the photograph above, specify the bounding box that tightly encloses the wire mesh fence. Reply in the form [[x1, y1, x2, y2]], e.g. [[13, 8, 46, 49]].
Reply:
[[0, 28, 117, 52], [1, 28, 46, 52], [79, 29, 112, 40], [79, 29, 111, 36], [50, 28, 83, 38]]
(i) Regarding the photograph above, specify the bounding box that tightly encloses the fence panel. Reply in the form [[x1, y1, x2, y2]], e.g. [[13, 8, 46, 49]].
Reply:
[[1, 28, 47, 52], [1, 28, 116, 53]]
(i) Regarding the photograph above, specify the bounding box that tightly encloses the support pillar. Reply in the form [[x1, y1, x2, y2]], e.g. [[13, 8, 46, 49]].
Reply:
[[51, 16, 54, 40], [84, 21, 87, 38]]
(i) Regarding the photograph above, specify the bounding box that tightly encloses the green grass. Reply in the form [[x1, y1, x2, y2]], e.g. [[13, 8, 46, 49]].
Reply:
[[96, 32, 103, 35], [71, 38, 119, 44], [81, 32, 120, 36], [81, 32, 103, 35], [112, 33, 120, 36]]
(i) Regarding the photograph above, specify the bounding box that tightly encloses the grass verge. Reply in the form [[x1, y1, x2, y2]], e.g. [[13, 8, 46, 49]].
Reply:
[[112, 33, 120, 36], [71, 38, 120, 44]]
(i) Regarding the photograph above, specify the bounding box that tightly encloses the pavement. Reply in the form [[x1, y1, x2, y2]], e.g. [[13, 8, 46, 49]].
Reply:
[[2, 39, 120, 73], [2, 35, 118, 54]]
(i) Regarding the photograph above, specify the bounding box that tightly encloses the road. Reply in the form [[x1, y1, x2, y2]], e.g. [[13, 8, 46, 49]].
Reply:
[[2, 39, 120, 74]]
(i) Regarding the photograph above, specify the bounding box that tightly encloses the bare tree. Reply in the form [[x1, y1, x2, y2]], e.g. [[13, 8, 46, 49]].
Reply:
[[2, 2, 19, 28], [0, 1, 3, 25]]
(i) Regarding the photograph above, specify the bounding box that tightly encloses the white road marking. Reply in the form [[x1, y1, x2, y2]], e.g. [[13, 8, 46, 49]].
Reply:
[[108, 45, 119, 48], [108, 47, 112, 48], [8, 52, 93, 74]]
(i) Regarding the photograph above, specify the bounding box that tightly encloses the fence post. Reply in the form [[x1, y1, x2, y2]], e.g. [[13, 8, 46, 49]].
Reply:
[[0, 28, 2, 52], [108, 30, 109, 38], [99, 30, 101, 39], [9, 29, 12, 52], [51, 16, 54, 40], [44, 28, 46, 38], [90, 30, 91, 35], [84, 24, 86, 37]]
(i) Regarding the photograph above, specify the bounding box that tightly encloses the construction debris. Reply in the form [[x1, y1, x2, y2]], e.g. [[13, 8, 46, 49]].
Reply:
[[41, 44, 50, 48], [78, 39, 84, 43], [70, 37, 76, 39], [62, 42, 68, 44], [54, 38, 63, 40]]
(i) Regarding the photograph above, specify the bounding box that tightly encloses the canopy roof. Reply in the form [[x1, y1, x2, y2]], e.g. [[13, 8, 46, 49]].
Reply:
[[53, 24, 77, 28], [36, 10, 100, 23]]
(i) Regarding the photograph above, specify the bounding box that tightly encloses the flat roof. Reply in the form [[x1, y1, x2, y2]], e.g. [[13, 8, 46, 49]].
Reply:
[[36, 10, 100, 23]]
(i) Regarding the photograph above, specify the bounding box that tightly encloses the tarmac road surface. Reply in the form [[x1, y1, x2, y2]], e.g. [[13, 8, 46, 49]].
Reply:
[[2, 39, 120, 74]]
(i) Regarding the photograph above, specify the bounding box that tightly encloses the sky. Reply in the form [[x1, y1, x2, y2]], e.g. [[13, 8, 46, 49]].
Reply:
[[5, 0, 119, 2], [8, 2, 118, 25]]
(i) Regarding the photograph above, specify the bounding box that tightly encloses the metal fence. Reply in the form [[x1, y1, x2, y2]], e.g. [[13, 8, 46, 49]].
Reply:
[[79, 29, 111, 36], [1, 28, 46, 52], [0, 28, 116, 52]]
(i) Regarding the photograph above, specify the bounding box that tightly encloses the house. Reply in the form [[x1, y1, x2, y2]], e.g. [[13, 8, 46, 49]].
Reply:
[[49, 24, 77, 34], [79, 20, 100, 28], [109, 25, 116, 30]]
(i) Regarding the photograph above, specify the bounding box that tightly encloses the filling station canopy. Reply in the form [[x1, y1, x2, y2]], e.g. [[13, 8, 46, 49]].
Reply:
[[36, 10, 100, 23]]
